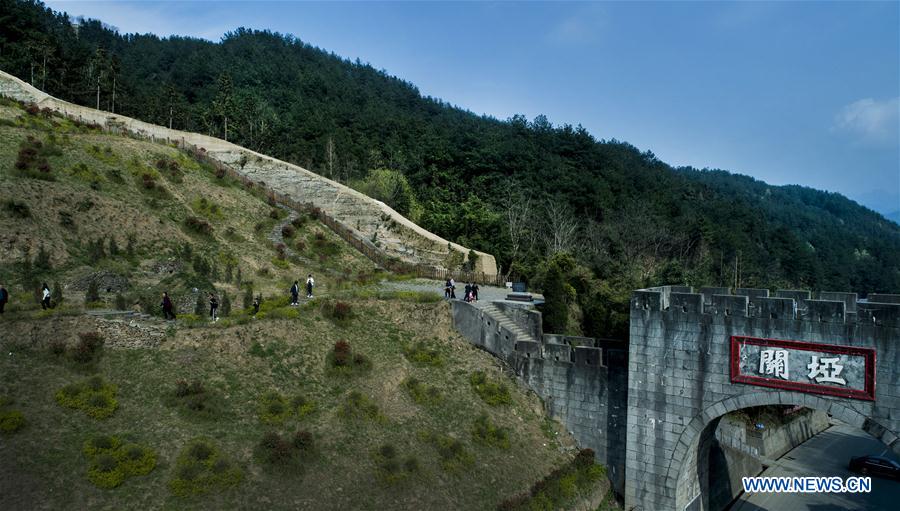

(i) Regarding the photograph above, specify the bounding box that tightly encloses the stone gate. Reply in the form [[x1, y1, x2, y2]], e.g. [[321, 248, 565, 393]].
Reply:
[[626, 286, 900, 511]]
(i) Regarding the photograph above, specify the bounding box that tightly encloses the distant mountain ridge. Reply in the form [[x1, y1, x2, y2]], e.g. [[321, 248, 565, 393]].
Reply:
[[1, 0, 898, 296]]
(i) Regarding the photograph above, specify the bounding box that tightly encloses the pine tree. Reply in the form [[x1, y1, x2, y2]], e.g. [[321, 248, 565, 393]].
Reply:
[[243, 284, 254, 309], [126, 234, 136, 257], [85, 279, 100, 305], [114, 293, 127, 310], [35, 244, 51, 270], [51, 281, 63, 306], [220, 291, 231, 317], [108, 237, 119, 256], [541, 253, 576, 334], [235, 267, 242, 287], [194, 292, 205, 316]]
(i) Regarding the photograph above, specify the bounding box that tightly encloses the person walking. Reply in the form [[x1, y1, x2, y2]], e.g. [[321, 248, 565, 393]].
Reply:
[[41, 282, 51, 310], [306, 274, 315, 298], [161, 291, 176, 320], [252, 294, 261, 317], [464, 282, 472, 302], [290, 280, 300, 305], [444, 279, 451, 299], [449, 278, 456, 299], [209, 292, 219, 321], [0, 283, 8, 314], [472, 282, 479, 302]]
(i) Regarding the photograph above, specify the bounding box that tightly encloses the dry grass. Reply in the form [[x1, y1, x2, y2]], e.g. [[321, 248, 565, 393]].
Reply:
[[0, 299, 570, 510]]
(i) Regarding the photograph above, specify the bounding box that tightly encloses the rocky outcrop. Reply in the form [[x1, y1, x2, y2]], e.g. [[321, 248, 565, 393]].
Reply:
[[0, 69, 497, 274]]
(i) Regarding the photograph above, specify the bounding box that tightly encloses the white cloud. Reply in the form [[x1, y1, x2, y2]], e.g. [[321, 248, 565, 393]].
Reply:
[[833, 97, 900, 145]]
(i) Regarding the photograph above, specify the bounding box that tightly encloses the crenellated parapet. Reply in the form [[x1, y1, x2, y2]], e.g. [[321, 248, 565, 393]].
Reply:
[[633, 286, 900, 327]]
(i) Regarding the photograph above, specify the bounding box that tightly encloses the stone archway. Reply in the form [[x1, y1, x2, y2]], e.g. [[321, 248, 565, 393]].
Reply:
[[667, 391, 900, 511], [625, 285, 900, 511]]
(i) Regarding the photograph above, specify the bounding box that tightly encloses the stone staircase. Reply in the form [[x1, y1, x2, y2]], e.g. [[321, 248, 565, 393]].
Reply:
[[480, 302, 540, 345], [85, 309, 165, 323]]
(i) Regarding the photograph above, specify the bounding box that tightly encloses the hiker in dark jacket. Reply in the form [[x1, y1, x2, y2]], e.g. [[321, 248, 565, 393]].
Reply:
[[444, 279, 451, 299], [464, 282, 472, 302], [0, 284, 8, 313], [472, 283, 479, 302], [252, 295, 261, 316], [290, 280, 300, 305], [161, 291, 176, 320], [209, 292, 219, 321]]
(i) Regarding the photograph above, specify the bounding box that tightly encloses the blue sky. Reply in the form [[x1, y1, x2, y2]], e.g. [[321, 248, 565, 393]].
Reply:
[[45, 1, 900, 215]]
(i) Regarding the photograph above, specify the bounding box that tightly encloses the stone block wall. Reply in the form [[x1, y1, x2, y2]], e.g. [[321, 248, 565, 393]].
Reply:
[[451, 301, 629, 493]]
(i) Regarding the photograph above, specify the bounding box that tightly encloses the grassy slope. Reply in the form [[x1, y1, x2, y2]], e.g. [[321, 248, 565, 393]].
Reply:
[[0, 98, 376, 310], [1, 299, 569, 510], [0, 100, 586, 510]]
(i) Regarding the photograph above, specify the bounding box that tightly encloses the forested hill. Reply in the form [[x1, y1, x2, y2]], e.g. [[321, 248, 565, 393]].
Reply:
[[2, 0, 898, 336]]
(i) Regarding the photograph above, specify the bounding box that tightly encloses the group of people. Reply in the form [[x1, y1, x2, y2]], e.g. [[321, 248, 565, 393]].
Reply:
[[290, 274, 315, 305], [161, 288, 263, 322], [2, 274, 318, 322], [0, 282, 55, 313], [444, 278, 479, 303]]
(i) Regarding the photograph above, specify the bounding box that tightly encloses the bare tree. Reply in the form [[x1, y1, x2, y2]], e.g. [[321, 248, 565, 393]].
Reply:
[[502, 188, 536, 268], [543, 200, 580, 255], [325, 136, 336, 180]]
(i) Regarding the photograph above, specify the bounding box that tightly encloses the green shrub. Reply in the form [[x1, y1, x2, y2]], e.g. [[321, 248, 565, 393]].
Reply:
[[3, 199, 31, 218], [48, 339, 67, 357], [83, 435, 122, 456], [402, 377, 443, 406], [0, 410, 25, 434], [402, 341, 444, 367], [372, 443, 418, 484], [338, 391, 383, 423], [419, 431, 474, 472], [191, 197, 223, 219], [496, 448, 607, 511], [165, 379, 217, 419], [469, 371, 512, 406], [258, 392, 292, 425], [185, 216, 213, 236], [55, 376, 118, 419], [290, 395, 317, 417], [82, 435, 157, 489], [258, 431, 294, 465], [169, 439, 242, 496], [471, 414, 510, 449], [292, 430, 314, 452], [68, 331, 104, 365]]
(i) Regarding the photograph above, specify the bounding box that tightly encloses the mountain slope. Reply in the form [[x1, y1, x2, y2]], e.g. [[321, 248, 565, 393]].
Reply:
[[0, 94, 593, 511], [1, 0, 897, 295]]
